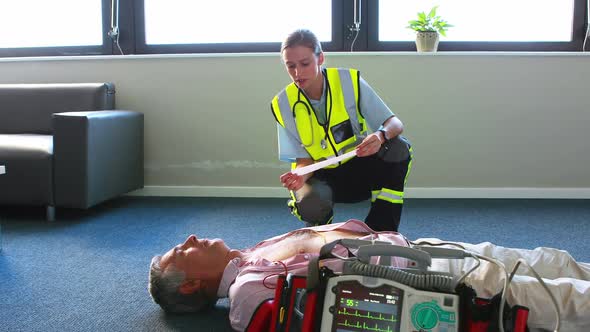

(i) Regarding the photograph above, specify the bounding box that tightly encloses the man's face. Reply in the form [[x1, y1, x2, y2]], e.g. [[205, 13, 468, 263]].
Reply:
[[160, 234, 231, 282], [282, 45, 324, 91]]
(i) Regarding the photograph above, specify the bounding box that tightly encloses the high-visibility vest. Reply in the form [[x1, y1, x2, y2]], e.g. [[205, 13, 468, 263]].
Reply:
[[271, 68, 367, 168]]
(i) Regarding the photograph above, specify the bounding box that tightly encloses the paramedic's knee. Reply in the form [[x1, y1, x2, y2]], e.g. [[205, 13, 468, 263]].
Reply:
[[378, 135, 411, 163], [294, 183, 333, 226]]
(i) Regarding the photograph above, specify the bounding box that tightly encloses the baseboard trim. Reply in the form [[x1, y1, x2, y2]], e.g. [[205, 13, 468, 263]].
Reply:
[[131, 186, 288, 198], [408, 187, 590, 199], [129, 186, 590, 199]]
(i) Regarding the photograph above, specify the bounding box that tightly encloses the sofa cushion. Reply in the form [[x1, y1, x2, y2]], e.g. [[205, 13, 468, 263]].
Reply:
[[0, 134, 53, 205], [0, 83, 115, 134], [0, 134, 53, 157]]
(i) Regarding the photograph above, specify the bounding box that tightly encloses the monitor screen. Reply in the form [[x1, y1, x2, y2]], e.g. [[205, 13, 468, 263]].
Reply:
[[330, 280, 403, 332]]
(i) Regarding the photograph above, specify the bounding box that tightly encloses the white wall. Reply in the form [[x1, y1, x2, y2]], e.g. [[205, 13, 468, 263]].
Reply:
[[1, 52, 589, 198]]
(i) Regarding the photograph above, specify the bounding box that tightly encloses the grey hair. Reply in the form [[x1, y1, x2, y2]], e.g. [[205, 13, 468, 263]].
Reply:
[[148, 255, 217, 313], [281, 29, 323, 56]]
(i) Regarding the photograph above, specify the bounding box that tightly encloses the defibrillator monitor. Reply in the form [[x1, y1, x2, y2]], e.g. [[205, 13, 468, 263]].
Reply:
[[324, 279, 403, 332], [320, 275, 459, 332]]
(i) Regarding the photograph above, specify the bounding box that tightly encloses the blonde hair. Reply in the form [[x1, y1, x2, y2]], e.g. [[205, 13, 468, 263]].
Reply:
[[281, 29, 322, 56]]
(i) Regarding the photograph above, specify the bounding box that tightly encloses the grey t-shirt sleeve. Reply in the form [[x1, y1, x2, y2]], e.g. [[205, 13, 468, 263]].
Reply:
[[277, 124, 310, 162], [359, 76, 395, 132]]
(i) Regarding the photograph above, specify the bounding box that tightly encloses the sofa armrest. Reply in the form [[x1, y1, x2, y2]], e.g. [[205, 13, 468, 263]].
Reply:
[[52, 110, 144, 208]]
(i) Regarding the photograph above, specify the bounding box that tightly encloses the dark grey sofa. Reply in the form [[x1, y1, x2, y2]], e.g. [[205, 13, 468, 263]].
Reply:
[[0, 83, 144, 220]]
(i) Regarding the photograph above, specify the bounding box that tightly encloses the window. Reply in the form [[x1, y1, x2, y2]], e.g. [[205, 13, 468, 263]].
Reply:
[[135, 0, 339, 53], [0, 0, 111, 57], [378, 0, 575, 42], [0, 0, 588, 57], [143, 0, 331, 44], [369, 0, 588, 51]]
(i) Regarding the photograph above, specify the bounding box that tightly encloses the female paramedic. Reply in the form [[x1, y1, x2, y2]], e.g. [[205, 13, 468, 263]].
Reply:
[[271, 29, 413, 232]]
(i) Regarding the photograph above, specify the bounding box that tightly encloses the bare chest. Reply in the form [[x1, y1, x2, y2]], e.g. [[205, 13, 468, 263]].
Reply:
[[251, 229, 368, 262]]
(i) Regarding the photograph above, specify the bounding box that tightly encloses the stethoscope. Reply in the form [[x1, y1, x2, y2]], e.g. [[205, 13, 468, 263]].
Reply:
[[292, 70, 333, 149]]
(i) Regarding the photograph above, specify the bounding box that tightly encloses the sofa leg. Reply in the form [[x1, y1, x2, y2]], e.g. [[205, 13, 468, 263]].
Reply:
[[46, 206, 55, 221]]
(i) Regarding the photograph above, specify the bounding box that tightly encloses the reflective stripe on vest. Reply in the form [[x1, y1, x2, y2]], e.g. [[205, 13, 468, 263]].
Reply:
[[334, 68, 366, 134], [271, 68, 366, 166]]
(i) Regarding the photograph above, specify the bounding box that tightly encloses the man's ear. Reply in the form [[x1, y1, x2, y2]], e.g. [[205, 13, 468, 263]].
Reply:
[[179, 279, 202, 295], [318, 52, 325, 66]]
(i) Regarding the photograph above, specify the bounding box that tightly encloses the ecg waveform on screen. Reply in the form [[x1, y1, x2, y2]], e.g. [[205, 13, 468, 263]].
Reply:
[[337, 319, 396, 332], [336, 308, 398, 332], [337, 308, 398, 322]]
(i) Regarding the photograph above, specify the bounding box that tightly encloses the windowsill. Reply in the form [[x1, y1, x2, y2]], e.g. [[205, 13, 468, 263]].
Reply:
[[1, 51, 590, 63]]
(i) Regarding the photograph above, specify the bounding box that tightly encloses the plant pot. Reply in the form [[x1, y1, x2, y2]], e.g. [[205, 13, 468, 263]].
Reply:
[[415, 31, 439, 52]]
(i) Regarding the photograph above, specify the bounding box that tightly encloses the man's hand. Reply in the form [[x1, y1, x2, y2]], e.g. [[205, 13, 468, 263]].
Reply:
[[355, 132, 384, 157], [280, 171, 306, 191]]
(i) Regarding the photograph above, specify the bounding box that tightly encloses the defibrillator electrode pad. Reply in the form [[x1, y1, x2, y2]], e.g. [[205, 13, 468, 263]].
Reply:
[[320, 275, 460, 332]]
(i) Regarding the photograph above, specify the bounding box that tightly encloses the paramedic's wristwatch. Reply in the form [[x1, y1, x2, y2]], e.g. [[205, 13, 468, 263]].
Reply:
[[378, 129, 388, 142]]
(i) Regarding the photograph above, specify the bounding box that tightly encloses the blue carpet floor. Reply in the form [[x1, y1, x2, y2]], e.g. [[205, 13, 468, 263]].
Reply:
[[1, 197, 588, 331]]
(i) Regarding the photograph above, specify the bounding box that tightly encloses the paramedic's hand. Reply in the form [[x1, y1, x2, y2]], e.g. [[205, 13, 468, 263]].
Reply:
[[280, 158, 314, 191], [356, 132, 384, 157], [280, 171, 308, 191], [280, 158, 313, 191]]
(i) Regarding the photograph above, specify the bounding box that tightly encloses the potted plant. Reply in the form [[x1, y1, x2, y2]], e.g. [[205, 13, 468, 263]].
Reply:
[[407, 6, 453, 52]]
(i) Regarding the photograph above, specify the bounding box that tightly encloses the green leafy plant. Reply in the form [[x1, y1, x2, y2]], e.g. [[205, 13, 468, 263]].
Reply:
[[407, 6, 453, 37]]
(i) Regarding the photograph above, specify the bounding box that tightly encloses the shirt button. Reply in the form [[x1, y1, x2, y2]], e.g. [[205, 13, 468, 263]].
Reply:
[[232, 258, 240, 264], [304, 254, 310, 260]]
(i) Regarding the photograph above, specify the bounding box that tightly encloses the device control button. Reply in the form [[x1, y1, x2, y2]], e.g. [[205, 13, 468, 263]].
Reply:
[[444, 296, 454, 307], [415, 308, 438, 329], [412, 302, 440, 330]]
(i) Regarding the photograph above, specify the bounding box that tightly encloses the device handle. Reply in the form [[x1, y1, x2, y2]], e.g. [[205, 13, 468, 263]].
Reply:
[[316, 238, 391, 259], [356, 244, 432, 269], [308, 238, 391, 291], [414, 246, 469, 259]]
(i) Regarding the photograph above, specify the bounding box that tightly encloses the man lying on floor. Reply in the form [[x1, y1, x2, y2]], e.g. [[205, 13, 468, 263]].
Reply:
[[148, 219, 590, 332]]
